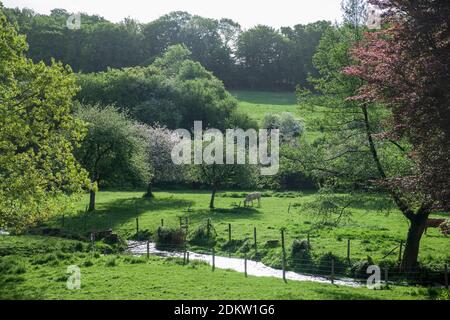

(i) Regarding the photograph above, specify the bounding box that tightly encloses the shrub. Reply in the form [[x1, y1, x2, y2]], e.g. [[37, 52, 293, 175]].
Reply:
[[351, 256, 375, 279], [265, 240, 279, 248], [130, 229, 152, 241], [238, 239, 252, 253], [316, 252, 347, 276], [155, 227, 186, 250], [289, 239, 313, 271], [221, 239, 246, 252], [188, 220, 216, 247]]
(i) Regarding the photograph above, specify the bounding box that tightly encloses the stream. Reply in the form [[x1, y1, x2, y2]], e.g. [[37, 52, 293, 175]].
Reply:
[[127, 241, 362, 287]]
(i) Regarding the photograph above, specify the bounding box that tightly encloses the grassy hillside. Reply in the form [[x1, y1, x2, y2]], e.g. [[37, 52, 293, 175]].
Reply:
[[0, 235, 439, 300], [231, 90, 325, 141]]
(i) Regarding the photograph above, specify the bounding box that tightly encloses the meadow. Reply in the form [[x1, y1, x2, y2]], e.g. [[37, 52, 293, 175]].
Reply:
[[0, 235, 442, 300], [2, 91, 449, 300], [231, 90, 326, 141], [53, 190, 449, 269]]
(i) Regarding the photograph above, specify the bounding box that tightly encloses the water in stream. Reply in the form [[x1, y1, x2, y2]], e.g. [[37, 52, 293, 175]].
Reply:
[[127, 241, 361, 287]]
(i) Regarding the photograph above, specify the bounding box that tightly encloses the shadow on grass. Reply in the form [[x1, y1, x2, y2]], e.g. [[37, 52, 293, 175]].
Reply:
[[186, 207, 263, 224], [59, 196, 194, 234]]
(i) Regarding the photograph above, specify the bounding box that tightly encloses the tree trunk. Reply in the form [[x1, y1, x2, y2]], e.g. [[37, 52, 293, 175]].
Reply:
[[144, 182, 154, 198], [89, 188, 96, 212], [209, 187, 217, 210], [401, 214, 428, 271]]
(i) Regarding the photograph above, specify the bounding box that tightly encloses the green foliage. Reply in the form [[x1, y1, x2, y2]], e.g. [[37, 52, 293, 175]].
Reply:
[[0, 6, 88, 232], [154, 227, 186, 249], [5, 7, 330, 90], [188, 220, 217, 247], [77, 45, 243, 131], [75, 105, 151, 189]]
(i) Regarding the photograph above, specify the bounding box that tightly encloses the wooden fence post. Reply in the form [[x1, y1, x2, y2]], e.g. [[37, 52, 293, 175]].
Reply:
[[347, 239, 351, 264], [228, 223, 232, 242], [445, 264, 448, 289], [331, 258, 335, 284], [281, 228, 286, 283], [207, 219, 211, 238], [146, 241, 150, 260], [212, 248, 215, 272], [385, 267, 389, 288], [161, 218, 164, 227], [254, 227, 257, 256], [187, 251, 190, 264], [135, 218, 139, 239]]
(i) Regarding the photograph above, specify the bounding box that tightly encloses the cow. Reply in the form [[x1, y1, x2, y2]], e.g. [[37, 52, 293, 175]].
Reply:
[[424, 218, 447, 234], [244, 192, 261, 207]]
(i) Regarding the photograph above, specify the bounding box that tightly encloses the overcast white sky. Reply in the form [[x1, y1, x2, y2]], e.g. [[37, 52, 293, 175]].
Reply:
[[2, 0, 343, 28]]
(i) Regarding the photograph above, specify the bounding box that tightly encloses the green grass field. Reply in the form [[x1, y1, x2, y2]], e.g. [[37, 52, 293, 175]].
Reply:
[[231, 90, 325, 141], [49, 190, 449, 270], [0, 235, 442, 300]]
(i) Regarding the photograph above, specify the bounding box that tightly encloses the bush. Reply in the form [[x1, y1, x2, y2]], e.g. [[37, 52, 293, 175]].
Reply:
[[316, 252, 347, 276], [188, 220, 216, 247], [265, 240, 279, 248], [129, 229, 152, 241], [221, 239, 246, 252], [238, 239, 252, 253], [351, 256, 375, 279], [155, 227, 186, 250], [289, 239, 313, 270]]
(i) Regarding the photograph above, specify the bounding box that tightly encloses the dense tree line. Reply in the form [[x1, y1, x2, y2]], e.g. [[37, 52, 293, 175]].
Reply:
[[4, 7, 330, 90]]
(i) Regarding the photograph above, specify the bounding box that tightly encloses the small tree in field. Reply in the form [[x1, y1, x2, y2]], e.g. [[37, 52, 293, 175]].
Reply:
[[75, 105, 150, 211], [187, 139, 257, 210], [141, 124, 184, 198], [190, 162, 257, 210], [343, 0, 450, 270]]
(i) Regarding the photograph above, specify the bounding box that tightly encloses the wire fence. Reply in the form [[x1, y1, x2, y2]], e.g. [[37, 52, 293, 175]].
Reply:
[[27, 210, 450, 288]]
